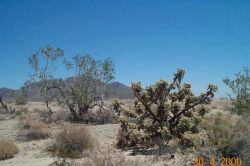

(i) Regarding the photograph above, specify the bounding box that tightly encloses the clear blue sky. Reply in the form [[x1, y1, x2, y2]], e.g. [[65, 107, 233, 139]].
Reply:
[[0, 0, 250, 97]]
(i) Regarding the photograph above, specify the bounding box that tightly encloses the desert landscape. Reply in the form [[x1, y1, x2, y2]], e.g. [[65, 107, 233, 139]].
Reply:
[[0, 98, 237, 166], [0, 58, 249, 166], [1, 1, 250, 166]]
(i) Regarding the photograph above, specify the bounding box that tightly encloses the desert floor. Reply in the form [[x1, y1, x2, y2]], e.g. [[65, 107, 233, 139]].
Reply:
[[0, 100, 229, 166]]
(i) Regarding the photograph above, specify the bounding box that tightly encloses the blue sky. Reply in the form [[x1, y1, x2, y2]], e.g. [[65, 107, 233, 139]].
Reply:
[[0, 0, 250, 97]]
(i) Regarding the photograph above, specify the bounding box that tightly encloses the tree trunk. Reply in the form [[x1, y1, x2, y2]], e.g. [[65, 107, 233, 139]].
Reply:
[[45, 100, 53, 116], [0, 97, 15, 113], [69, 107, 78, 121]]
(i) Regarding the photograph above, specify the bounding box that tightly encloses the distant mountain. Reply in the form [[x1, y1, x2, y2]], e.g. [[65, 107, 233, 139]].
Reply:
[[0, 88, 17, 101], [0, 81, 133, 102], [109, 82, 133, 99]]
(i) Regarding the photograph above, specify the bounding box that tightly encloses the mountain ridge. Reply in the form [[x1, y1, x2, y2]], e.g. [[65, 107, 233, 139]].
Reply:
[[0, 81, 133, 101]]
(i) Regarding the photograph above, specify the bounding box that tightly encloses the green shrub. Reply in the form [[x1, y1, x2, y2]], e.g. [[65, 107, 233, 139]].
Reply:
[[0, 139, 18, 160], [113, 69, 217, 150], [15, 94, 27, 105], [203, 112, 250, 160], [223, 67, 250, 116]]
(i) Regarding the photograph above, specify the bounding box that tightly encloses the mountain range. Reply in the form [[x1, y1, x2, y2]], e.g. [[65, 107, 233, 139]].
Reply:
[[0, 81, 133, 102]]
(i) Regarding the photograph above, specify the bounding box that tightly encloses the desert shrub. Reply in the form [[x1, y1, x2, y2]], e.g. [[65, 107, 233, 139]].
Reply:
[[113, 69, 217, 150], [51, 124, 92, 158], [33, 108, 42, 112], [7, 107, 29, 120], [85, 109, 117, 124], [24, 122, 51, 140], [49, 111, 68, 123], [0, 139, 18, 160], [223, 67, 250, 116], [19, 115, 32, 128], [39, 110, 69, 124], [211, 105, 217, 109], [202, 112, 250, 161], [243, 132, 250, 165], [15, 94, 27, 105], [39, 110, 55, 122], [15, 107, 29, 116], [26, 128, 50, 140], [65, 105, 117, 124], [18, 111, 42, 128]]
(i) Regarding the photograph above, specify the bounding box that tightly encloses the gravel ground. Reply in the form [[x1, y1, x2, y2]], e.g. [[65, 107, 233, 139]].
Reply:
[[0, 111, 120, 166], [88, 124, 120, 149]]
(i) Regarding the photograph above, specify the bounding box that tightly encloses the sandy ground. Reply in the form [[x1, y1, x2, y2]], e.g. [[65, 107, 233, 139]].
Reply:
[[0, 110, 121, 166], [0, 114, 54, 166]]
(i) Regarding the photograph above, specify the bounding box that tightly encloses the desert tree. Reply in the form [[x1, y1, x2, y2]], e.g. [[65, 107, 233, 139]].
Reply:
[[28, 47, 64, 115], [113, 69, 217, 150], [47, 54, 115, 122], [223, 66, 250, 116]]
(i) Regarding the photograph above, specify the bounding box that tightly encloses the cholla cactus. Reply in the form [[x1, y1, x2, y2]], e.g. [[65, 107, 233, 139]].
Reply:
[[113, 69, 217, 149]]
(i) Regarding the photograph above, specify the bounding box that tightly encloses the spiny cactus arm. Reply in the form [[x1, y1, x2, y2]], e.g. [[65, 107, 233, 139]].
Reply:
[[113, 99, 122, 116], [170, 98, 204, 125], [113, 100, 138, 119], [173, 68, 185, 85], [122, 109, 137, 118], [134, 92, 161, 124], [118, 116, 129, 131], [131, 82, 161, 123], [169, 84, 218, 127], [166, 69, 185, 93]]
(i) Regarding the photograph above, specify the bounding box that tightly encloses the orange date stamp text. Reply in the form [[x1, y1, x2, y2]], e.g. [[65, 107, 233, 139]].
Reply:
[[194, 156, 242, 166]]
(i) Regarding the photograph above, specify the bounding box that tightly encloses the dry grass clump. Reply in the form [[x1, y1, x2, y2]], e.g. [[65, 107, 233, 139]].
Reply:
[[0, 139, 18, 160], [17, 109, 62, 141], [65, 109, 117, 124], [81, 147, 150, 166], [86, 110, 117, 124], [18, 111, 41, 125], [49, 111, 68, 123], [15, 107, 29, 116], [89, 148, 126, 166], [37, 110, 70, 124], [50, 124, 93, 159], [18, 110, 51, 140], [19, 115, 51, 141], [25, 122, 51, 140]]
